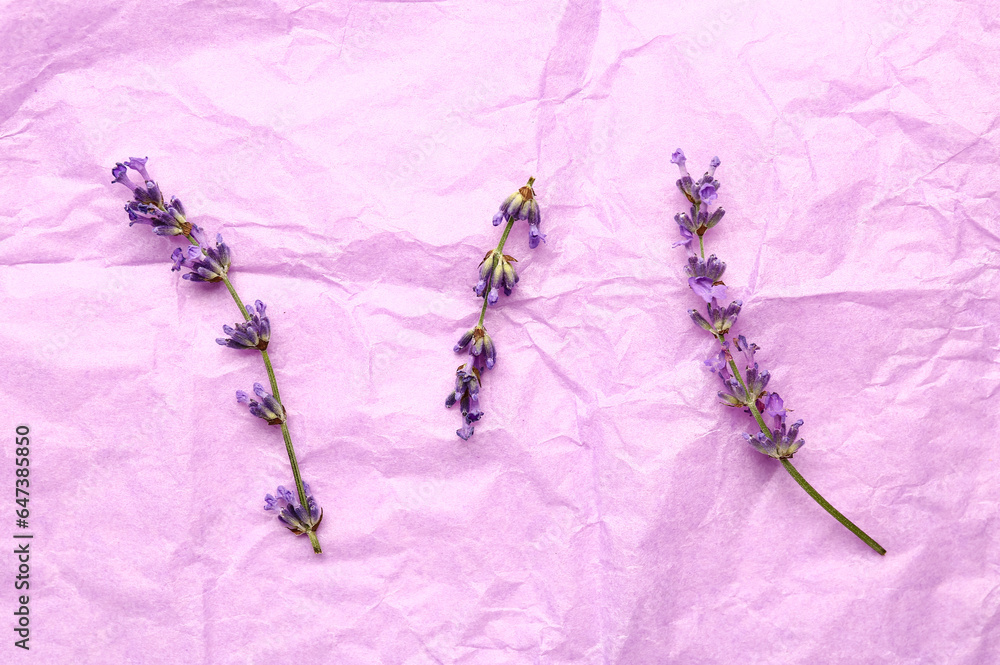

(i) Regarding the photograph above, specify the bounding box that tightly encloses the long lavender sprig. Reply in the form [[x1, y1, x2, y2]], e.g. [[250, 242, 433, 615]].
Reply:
[[112, 157, 322, 553], [447, 177, 543, 440], [670, 149, 885, 555]]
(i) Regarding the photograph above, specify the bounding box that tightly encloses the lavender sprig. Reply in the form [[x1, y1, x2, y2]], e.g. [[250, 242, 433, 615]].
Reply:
[[112, 158, 322, 553], [447, 177, 542, 440], [671, 150, 885, 556]]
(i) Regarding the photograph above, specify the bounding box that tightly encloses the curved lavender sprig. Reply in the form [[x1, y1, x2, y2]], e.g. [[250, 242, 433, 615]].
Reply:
[[112, 157, 322, 553], [672, 150, 885, 556], [447, 177, 541, 440]]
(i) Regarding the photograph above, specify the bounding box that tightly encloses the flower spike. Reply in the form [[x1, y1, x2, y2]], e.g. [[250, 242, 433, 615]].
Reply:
[[671, 149, 885, 556], [447, 176, 543, 439]]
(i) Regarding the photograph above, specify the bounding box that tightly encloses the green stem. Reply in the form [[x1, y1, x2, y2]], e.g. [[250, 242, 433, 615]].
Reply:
[[780, 458, 886, 556], [222, 275, 251, 321], [261, 349, 281, 402], [477, 293, 489, 327], [718, 320, 884, 555], [693, 202, 704, 259], [496, 215, 517, 255], [282, 422, 322, 553], [209, 257, 320, 552]]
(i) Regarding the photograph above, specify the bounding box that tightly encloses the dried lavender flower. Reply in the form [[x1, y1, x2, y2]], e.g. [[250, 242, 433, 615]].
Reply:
[[237, 382, 285, 425], [671, 149, 885, 556], [492, 180, 545, 248], [170, 233, 231, 282], [265, 483, 323, 536], [216, 300, 270, 350], [447, 177, 542, 440]]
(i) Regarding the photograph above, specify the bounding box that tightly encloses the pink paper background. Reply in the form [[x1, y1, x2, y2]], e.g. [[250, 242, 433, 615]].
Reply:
[[2, 0, 999, 663]]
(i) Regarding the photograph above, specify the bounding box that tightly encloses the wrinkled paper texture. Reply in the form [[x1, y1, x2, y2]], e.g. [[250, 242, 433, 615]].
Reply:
[[1, 0, 999, 663]]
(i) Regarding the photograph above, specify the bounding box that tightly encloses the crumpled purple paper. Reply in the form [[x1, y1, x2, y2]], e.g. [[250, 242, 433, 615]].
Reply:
[[1, 0, 998, 663]]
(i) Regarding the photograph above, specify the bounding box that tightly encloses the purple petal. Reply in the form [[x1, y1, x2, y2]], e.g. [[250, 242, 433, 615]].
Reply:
[[698, 182, 718, 206], [170, 248, 185, 271]]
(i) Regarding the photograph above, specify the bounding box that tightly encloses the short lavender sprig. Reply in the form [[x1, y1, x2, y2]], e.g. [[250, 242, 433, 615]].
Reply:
[[670, 150, 885, 556], [447, 177, 542, 440], [112, 157, 322, 554]]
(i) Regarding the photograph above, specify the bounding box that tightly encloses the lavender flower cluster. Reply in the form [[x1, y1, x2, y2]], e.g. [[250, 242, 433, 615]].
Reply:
[[670, 150, 804, 460], [112, 157, 321, 545], [447, 179, 543, 440], [264, 483, 323, 536]]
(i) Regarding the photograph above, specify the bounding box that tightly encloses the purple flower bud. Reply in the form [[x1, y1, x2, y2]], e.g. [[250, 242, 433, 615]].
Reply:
[[500, 256, 519, 295], [685, 255, 726, 281], [705, 207, 725, 229], [523, 199, 540, 226], [670, 149, 690, 178], [497, 191, 524, 222], [675, 212, 697, 234], [253, 300, 271, 344], [447, 359, 483, 440], [169, 196, 186, 217], [735, 335, 759, 369], [720, 383, 747, 407], [482, 332, 497, 369], [474, 250, 497, 297], [676, 175, 694, 201], [708, 156, 720, 177], [744, 366, 770, 399], [689, 309, 713, 332], [142, 180, 164, 207]]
